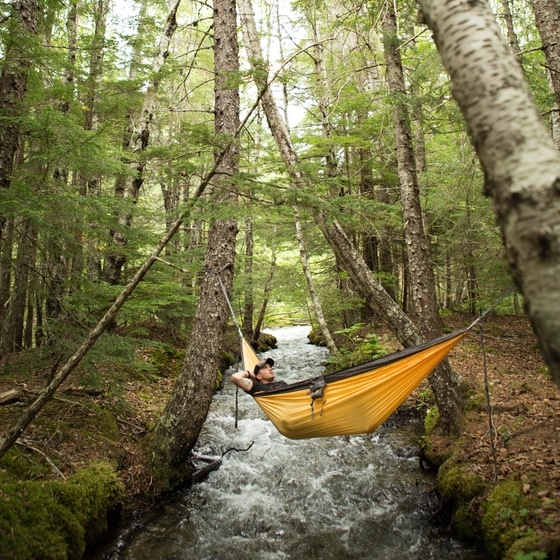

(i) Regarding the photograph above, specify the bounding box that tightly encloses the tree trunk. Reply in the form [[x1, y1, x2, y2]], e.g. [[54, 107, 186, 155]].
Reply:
[[241, 217, 255, 337], [418, 0, 560, 386], [150, 0, 240, 482], [383, 2, 465, 433], [319, 217, 421, 348], [253, 251, 276, 343], [104, 0, 182, 285], [295, 207, 339, 357], [531, 0, 560, 147]]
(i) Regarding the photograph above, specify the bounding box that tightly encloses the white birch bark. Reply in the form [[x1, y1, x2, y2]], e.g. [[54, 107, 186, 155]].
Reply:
[[418, 0, 560, 385]]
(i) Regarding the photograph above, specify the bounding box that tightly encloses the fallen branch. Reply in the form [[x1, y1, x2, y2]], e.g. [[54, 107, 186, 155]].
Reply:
[[16, 439, 66, 480], [0, 389, 25, 406], [190, 442, 255, 484]]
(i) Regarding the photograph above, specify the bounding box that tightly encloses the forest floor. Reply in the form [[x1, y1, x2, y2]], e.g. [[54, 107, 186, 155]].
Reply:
[[0, 313, 559, 558], [426, 314, 560, 558]]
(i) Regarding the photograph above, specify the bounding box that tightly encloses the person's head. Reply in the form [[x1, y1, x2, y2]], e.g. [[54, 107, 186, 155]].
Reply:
[[254, 357, 275, 383]]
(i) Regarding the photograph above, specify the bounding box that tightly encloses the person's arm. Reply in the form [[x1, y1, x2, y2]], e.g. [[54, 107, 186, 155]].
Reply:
[[231, 369, 254, 392]]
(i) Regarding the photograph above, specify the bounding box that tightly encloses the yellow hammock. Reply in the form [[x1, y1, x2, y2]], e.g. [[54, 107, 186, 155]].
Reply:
[[240, 329, 468, 440]]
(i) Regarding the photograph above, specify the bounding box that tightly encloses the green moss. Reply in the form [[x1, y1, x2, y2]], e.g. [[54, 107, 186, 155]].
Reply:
[[453, 502, 481, 544], [481, 480, 541, 559], [438, 461, 487, 503], [0, 461, 124, 560], [0, 447, 52, 481], [424, 406, 439, 435]]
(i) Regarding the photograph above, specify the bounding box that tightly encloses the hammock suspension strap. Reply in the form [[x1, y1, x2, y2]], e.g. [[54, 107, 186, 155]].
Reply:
[[309, 376, 326, 420]]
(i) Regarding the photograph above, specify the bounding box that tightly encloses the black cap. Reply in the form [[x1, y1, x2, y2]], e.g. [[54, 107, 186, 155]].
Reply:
[[254, 357, 274, 375]]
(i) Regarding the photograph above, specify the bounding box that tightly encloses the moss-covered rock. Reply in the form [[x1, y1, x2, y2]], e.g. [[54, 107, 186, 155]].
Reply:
[[481, 480, 543, 559], [424, 406, 439, 436], [0, 461, 124, 559], [438, 461, 487, 503]]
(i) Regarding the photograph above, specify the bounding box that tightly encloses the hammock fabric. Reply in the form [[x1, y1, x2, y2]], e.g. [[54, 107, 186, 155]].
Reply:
[[240, 329, 468, 440]]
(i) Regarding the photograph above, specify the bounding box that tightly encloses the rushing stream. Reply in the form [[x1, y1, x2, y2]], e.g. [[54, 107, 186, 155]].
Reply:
[[96, 326, 477, 560]]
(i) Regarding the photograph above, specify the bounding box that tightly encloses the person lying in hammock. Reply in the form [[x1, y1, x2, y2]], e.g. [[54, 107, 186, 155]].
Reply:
[[231, 357, 288, 395]]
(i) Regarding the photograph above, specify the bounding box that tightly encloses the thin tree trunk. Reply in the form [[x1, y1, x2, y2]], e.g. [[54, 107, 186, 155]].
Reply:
[[104, 0, 182, 284], [253, 250, 276, 343], [150, 0, 240, 481], [241, 218, 255, 337], [500, 0, 521, 54], [418, 0, 560, 386], [531, 0, 560, 147], [295, 207, 339, 357]]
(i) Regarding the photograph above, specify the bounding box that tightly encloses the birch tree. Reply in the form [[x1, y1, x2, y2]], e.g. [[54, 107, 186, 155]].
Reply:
[[417, 0, 560, 386]]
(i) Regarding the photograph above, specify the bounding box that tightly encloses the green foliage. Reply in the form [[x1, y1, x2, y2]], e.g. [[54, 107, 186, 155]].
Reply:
[[326, 323, 388, 371]]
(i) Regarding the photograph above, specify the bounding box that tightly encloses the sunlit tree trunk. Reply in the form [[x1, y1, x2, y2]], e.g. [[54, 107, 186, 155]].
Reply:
[[418, 0, 560, 386], [151, 0, 240, 483]]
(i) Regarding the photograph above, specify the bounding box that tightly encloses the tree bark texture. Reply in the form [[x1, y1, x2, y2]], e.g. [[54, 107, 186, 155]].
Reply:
[[531, 0, 560, 108], [531, 0, 560, 146], [151, 221, 238, 477], [151, 0, 240, 479], [383, 3, 465, 433], [418, 0, 560, 386]]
